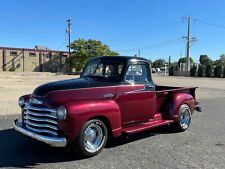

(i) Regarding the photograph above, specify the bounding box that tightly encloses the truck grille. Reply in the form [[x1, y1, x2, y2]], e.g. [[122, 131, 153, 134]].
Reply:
[[23, 103, 58, 136]]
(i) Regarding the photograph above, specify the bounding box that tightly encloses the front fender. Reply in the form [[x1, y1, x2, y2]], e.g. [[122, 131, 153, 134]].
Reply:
[[172, 93, 195, 121], [58, 100, 122, 142]]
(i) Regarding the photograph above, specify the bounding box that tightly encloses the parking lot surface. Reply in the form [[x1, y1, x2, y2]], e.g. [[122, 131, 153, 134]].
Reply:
[[0, 73, 225, 169]]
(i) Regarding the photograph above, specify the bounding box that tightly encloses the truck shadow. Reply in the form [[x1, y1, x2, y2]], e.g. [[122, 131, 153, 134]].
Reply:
[[0, 125, 177, 168], [106, 124, 179, 148]]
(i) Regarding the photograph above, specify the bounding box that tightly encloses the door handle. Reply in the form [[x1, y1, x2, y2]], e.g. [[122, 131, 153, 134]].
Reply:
[[146, 85, 154, 89], [104, 93, 115, 99]]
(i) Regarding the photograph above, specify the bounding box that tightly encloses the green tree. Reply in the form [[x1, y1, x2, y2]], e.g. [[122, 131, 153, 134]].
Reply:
[[178, 57, 194, 66], [219, 54, 225, 66], [197, 65, 205, 77], [205, 64, 212, 77], [190, 65, 197, 77], [169, 65, 175, 76], [214, 65, 223, 77], [199, 55, 212, 66], [67, 39, 119, 71], [223, 67, 225, 78], [153, 59, 165, 68]]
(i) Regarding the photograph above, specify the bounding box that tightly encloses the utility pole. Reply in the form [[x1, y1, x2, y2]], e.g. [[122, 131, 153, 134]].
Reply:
[[66, 19, 71, 72], [186, 16, 191, 73], [182, 16, 197, 76], [138, 49, 141, 57], [169, 56, 171, 68]]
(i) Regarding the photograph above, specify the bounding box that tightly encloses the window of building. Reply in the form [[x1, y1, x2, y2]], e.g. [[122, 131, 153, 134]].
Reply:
[[10, 51, 18, 56], [29, 52, 36, 57]]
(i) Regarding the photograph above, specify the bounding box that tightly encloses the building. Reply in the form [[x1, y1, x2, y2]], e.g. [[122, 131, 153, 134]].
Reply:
[[0, 46, 69, 72]]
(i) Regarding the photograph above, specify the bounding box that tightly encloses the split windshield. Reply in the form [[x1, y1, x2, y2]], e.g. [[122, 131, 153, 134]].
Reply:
[[81, 59, 125, 82]]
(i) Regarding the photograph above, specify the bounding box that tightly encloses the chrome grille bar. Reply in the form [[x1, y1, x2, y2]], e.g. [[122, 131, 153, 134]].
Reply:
[[26, 125, 58, 136], [24, 115, 57, 125], [24, 120, 58, 131], [25, 103, 57, 113], [24, 110, 57, 119]]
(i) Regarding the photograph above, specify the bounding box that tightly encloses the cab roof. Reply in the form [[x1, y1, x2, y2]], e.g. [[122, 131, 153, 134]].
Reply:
[[90, 56, 149, 63]]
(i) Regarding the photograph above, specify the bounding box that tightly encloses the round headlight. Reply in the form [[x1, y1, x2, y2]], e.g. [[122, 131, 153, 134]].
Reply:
[[57, 106, 67, 120], [18, 97, 25, 107]]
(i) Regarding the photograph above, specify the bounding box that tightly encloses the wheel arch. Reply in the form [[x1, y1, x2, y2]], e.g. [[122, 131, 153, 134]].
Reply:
[[172, 93, 195, 121]]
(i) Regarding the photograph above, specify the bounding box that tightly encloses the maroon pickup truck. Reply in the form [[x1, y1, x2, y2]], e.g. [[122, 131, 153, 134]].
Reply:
[[14, 56, 201, 157]]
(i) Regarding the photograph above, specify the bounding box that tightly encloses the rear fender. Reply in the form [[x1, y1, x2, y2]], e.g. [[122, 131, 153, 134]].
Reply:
[[58, 100, 122, 142], [172, 93, 195, 121]]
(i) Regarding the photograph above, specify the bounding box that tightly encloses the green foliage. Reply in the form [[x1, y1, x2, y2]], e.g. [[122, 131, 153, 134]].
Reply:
[[67, 39, 119, 71], [223, 67, 225, 78], [169, 65, 175, 76], [178, 57, 193, 66], [190, 65, 197, 77], [197, 65, 205, 77], [214, 65, 223, 78], [199, 55, 212, 66], [205, 64, 213, 77], [219, 54, 225, 66], [153, 59, 165, 68]]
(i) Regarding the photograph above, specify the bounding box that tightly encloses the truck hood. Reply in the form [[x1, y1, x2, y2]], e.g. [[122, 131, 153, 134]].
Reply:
[[32, 78, 115, 96]]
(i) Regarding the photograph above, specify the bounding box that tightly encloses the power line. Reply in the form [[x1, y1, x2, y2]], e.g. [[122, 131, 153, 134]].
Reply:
[[116, 37, 183, 52], [196, 19, 225, 29]]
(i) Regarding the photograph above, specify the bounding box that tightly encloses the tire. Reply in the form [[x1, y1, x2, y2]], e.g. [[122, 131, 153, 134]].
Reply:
[[174, 104, 192, 132], [74, 119, 108, 158]]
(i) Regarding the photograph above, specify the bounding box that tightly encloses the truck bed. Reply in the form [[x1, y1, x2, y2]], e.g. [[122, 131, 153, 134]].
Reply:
[[155, 85, 197, 113]]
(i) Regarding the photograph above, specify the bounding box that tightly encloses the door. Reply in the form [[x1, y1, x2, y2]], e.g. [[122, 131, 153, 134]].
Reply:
[[116, 63, 156, 125]]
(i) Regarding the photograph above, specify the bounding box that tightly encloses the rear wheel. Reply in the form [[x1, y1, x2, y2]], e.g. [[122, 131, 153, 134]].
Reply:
[[74, 119, 108, 157], [174, 104, 191, 132]]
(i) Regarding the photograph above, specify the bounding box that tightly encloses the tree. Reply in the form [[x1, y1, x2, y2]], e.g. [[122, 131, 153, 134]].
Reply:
[[67, 39, 119, 71], [178, 57, 194, 66], [153, 59, 165, 68], [190, 65, 197, 77], [197, 65, 205, 77], [219, 54, 225, 66], [199, 55, 212, 66], [205, 64, 212, 77], [223, 67, 225, 78], [169, 65, 175, 76], [214, 65, 223, 77]]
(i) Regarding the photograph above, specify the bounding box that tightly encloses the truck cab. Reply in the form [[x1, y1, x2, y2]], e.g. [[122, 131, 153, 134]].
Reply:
[[14, 56, 201, 157]]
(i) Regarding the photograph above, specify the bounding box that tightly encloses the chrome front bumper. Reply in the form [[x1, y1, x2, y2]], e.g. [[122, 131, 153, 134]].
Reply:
[[13, 119, 67, 147]]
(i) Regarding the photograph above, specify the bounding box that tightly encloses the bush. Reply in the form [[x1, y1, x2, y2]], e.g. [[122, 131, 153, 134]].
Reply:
[[223, 67, 225, 78], [214, 65, 223, 77], [169, 65, 175, 76], [205, 64, 212, 77], [197, 65, 205, 77], [190, 65, 197, 77]]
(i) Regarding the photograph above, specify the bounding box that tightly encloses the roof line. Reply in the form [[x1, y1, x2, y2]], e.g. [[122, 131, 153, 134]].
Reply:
[[0, 46, 69, 53]]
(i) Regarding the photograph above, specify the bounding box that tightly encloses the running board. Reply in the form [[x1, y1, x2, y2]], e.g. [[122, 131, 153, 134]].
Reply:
[[122, 120, 174, 134]]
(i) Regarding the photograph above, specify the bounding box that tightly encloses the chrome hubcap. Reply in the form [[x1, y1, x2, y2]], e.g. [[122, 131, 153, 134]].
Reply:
[[84, 123, 105, 153], [180, 108, 191, 129]]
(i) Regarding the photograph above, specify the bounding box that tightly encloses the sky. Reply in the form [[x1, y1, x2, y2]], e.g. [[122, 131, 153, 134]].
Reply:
[[1, 0, 225, 62]]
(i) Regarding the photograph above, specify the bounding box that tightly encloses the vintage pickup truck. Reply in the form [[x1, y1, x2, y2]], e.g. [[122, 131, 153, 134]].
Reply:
[[14, 56, 201, 157]]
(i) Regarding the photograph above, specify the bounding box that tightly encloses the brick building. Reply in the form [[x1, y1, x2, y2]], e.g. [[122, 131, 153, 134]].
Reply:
[[0, 46, 69, 72]]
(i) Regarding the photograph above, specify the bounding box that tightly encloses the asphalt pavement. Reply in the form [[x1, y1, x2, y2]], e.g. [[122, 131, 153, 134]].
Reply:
[[0, 97, 225, 169]]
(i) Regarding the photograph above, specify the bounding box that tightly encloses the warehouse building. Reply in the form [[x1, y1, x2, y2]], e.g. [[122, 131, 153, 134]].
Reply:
[[0, 46, 69, 72]]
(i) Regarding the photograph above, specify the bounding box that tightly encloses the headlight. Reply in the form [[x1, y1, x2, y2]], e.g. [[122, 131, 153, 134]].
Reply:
[[57, 106, 67, 120], [18, 97, 25, 107]]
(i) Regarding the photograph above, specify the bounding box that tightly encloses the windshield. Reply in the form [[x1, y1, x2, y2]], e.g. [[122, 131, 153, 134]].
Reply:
[[81, 59, 125, 82]]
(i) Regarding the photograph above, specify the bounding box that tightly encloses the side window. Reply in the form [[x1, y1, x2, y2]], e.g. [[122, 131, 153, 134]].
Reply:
[[125, 64, 149, 83]]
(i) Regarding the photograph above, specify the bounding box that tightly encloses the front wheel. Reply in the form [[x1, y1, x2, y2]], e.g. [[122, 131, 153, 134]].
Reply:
[[174, 104, 192, 132], [74, 119, 108, 157]]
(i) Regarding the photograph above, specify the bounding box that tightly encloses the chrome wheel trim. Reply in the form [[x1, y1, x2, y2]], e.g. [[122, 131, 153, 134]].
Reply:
[[84, 122, 105, 153], [180, 108, 191, 129]]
